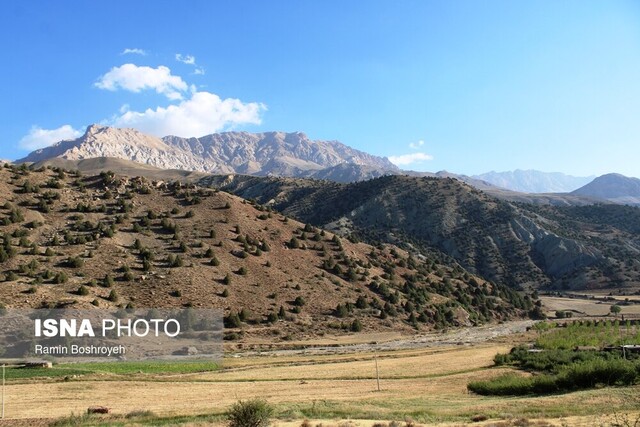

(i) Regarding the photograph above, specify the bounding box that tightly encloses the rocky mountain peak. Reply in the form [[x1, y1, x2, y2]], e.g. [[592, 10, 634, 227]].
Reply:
[[19, 125, 398, 180]]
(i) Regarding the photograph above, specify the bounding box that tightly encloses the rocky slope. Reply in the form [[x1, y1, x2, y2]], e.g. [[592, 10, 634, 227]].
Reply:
[[0, 163, 532, 341], [32, 154, 603, 207], [202, 174, 640, 291], [18, 125, 398, 180]]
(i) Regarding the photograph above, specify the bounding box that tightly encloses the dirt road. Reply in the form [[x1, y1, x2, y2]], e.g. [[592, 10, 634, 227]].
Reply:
[[233, 320, 536, 357]]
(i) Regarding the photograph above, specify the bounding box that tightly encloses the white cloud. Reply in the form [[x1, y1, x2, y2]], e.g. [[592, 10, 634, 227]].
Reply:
[[95, 64, 188, 100], [112, 90, 266, 137], [409, 140, 425, 149], [19, 125, 82, 150], [388, 152, 434, 166], [175, 53, 196, 65], [121, 48, 147, 56], [176, 53, 205, 75]]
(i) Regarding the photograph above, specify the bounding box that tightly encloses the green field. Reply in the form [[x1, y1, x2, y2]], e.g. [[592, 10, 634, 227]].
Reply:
[[534, 319, 640, 349], [2, 360, 219, 381], [468, 321, 640, 396]]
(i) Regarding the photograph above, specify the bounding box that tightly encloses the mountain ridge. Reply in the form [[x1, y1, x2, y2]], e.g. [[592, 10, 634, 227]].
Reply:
[[16, 125, 637, 207], [201, 173, 640, 291], [473, 169, 595, 193], [18, 125, 398, 180], [571, 173, 640, 205]]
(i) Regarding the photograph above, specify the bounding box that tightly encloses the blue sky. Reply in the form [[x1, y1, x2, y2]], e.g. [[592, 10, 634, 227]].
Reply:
[[1, 1, 639, 177]]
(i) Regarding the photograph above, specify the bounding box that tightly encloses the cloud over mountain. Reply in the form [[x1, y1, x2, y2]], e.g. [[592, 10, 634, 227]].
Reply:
[[95, 63, 189, 100], [113, 91, 265, 137], [19, 59, 265, 149], [19, 125, 83, 150], [388, 152, 433, 166]]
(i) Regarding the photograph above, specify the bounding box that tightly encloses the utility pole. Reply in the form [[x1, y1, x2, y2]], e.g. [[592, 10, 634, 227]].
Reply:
[[2, 363, 5, 419], [374, 346, 380, 392]]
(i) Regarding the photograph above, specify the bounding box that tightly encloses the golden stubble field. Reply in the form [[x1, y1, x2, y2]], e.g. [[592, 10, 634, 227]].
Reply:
[[3, 341, 639, 426], [541, 295, 640, 317]]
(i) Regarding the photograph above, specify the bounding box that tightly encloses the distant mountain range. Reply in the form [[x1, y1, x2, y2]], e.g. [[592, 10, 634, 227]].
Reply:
[[572, 173, 640, 205], [473, 170, 594, 193], [18, 124, 398, 182], [16, 125, 640, 206], [12, 124, 640, 292]]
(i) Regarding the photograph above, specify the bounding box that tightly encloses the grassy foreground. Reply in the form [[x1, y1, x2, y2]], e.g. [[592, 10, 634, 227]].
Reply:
[[3, 361, 220, 381], [2, 341, 639, 426]]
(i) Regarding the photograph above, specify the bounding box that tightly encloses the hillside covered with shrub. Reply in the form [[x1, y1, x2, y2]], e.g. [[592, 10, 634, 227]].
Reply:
[[0, 164, 534, 341]]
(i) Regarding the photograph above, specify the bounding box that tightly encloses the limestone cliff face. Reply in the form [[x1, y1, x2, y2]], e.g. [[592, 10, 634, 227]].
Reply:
[[19, 125, 397, 179], [19, 125, 218, 172]]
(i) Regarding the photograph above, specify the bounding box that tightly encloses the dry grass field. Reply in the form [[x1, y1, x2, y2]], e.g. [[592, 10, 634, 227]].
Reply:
[[2, 338, 639, 426], [540, 295, 640, 317]]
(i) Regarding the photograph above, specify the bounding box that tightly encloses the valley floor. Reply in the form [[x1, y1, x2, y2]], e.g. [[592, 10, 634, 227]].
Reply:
[[1, 320, 638, 426]]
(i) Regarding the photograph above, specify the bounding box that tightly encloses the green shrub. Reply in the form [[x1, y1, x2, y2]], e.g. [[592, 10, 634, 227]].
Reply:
[[107, 290, 118, 302], [335, 304, 349, 318], [133, 238, 143, 250], [289, 237, 300, 249], [168, 254, 184, 268], [103, 274, 114, 287], [556, 358, 637, 389], [66, 256, 84, 268], [468, 373, 545, 396], [54, 271, 68, 284], [468, 358, 640, 396], [226, 399, 273, 427], [224, 312, 242, 328]]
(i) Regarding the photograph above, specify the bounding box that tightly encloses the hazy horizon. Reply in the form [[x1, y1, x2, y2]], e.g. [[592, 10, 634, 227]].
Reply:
[[5, 123, 638, 180]]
